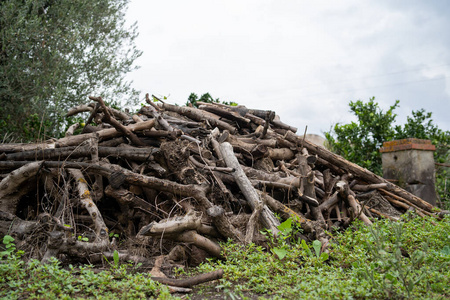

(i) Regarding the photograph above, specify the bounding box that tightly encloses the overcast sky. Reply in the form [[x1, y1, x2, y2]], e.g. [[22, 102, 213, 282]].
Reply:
[[124, 1, 450, 136]]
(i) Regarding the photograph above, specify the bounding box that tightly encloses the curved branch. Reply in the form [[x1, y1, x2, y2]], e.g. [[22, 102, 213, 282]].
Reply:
[[0, 161, 42, 214], [151, 269, 224, 288]]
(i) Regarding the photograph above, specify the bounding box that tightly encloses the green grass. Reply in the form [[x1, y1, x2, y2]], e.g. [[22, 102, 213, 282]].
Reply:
[[1, 214, 449, 299], [195, 214, 450, 299], [0, 255, 172, 299]]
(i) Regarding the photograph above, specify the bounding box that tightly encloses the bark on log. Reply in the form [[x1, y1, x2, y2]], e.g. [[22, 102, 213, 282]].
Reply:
[[160, 102, 238, 134], [89, 137, 103, 201], [143, 93, 175, 132], [297, 155, 325, 224], [347, 194, 372, 225], [151, 269, 224, 288], [258, 191, 310, 224], [0, 142, 56, 153], [198, 102, 251, 126], [104, 185, 155, 215], [65, 123, 80, 137], [44, 231, 110, 258], [68, 169, 109, 241], [219, 142, 280, 234], [206, 206, 244, 243], [0, 161, 42, 214], [171, 230, 223, 258], [56, 119, 156, 148], [0, 212, 39, 237], [352, 183, 390, 192], [241, 165, 300, 187], [66, 103, 94, 116], [245, 202, 262, 244], [2, 146, 158, 162], [138, 210, 202, 236], [90, 96, 145, 146]]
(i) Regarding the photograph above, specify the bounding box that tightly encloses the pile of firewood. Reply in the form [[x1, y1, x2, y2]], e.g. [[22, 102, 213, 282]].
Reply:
[[0, 94, 441, 288]]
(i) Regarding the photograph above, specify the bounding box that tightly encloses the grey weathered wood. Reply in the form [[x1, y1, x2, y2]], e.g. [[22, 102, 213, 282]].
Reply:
[[219, 142, 280, 234]]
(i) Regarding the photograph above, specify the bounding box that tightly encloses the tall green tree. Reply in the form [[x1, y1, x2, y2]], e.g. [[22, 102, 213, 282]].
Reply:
[[0, 0, 142, 141]]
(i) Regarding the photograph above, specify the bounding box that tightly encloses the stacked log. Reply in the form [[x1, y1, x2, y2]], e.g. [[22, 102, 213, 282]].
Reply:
[[0, 94, 440, 273]]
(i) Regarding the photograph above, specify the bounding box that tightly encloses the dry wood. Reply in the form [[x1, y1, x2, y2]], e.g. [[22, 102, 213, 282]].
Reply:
[[89, 137, 103, 201], [2, 145, 158, 162], [220, 142, 280, 234], [198, 102, 251, 126], [0, 141, 56, 153], [44, 231, 110, 258], [245, 203, 262, 243], [90, 96, 145, 146], [284, 130, 434, 212], [99, 162, 243, 241], [297, 155, 325, 224], [68, 169, 109, 241], [257, 191, 314, 233], [379, 188, 433, 216], [241, 165, 300, 187], [82, 103, 101, 133], [160, 102, 238, 133], [369, 208, 399, 220], [245, 113, 266, 126], [66, 103, 94, 116], [272, 115, 298, 133], [65, 123, 80, 137], [104, 185, 155, 215], [141, 129, 180, 139], [171, 230, 222, 258], [143, 93, 175, 131], [138, 210, 202, 236], [151, 269, 224, 288], [319, 191, 339, 212], [0, 161, 42, 214], [347, 194, 372, 225], [207, 206, 244, 243], [0, 212, 40, 237], [352, 183, 390, 192], [220, 142, 280, 235], [238, 137, 278, 148], [0, 96, 441, 270], [57, 119, 156, 148]]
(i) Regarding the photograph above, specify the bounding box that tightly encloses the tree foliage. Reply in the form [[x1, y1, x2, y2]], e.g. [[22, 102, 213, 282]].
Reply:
[[325, 97, 450, 207], [186, 92, 238, 108], [0, 0, 142, 141], [325, 97, 399, 175]]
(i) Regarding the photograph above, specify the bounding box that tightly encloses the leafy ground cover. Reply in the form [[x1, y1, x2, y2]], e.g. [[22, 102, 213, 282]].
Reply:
[[1, 214, 449, 299], [0, 254, 172, 299], [194, 214, 450, 299]]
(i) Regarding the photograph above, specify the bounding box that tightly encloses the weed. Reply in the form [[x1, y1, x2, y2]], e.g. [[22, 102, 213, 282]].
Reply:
[[301, 239, 329, 263], [0, 235, 16, 257]]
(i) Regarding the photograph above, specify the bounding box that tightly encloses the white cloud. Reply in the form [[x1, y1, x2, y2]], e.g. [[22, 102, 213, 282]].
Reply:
[[125, 1, 450, 135]]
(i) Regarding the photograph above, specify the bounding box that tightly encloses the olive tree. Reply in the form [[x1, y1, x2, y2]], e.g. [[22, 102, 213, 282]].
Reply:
[[0, 0, 142, 141]]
